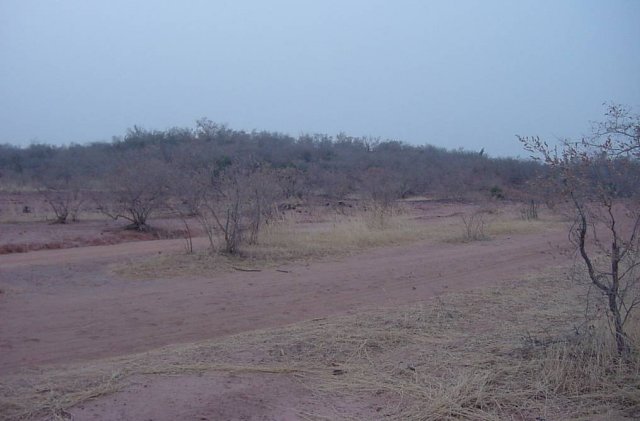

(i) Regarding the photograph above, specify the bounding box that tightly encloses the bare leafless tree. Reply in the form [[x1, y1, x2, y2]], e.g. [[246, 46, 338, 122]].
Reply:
[[187, 161, 281, 254], [588, 103, 640, 158], [34, 156, 84, 224], [39, 184, 84, 224], [167, 171, 203, 253], [361, 167, 401, 228], [276, 166, 306, 200], [519, 104, 640, 357], [460, 210, 490, 241], [97, 157, 169, 231]]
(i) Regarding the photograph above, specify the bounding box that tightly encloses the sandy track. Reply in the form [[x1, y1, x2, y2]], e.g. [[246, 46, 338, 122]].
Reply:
[[0, 229, 567, 374]]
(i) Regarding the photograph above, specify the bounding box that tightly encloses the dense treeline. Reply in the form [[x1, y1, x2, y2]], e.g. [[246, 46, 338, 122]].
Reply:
[[0, 118, 539, 199]]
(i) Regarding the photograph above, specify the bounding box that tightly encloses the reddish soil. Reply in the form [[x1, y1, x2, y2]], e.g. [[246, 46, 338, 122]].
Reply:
[[69, 373, 364, 421], [0, 202, 571, 420], [0, 218, 189, 255], [0, 230, 567, 375]]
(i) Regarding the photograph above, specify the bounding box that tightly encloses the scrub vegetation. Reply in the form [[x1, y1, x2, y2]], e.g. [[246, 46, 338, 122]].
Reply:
[[0, 104, 638, 420]]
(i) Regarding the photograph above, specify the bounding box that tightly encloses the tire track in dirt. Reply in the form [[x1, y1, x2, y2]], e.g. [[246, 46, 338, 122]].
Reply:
[[0, 229, 568, 374]]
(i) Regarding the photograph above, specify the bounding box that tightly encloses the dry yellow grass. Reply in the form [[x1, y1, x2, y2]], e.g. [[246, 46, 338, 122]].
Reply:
[[115, 207, 562, 279], [2, 266, 638, 420]]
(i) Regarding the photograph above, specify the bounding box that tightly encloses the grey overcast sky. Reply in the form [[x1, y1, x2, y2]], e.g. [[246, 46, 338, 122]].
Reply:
[[1, 1, 639, 157]]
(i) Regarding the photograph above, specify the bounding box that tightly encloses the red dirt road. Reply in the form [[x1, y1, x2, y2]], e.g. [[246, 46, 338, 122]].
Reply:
[[0, 228, 568, 375]]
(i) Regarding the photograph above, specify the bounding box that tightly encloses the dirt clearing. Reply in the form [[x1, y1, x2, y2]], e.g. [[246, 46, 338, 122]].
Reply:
[[0, 224, 566, 374], [2, 270, 637, 420], [3, 202, 610, 420]]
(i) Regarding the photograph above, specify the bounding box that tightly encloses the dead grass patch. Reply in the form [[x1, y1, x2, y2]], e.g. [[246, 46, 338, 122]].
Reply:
[[448, 207, 562, 244], [115, 210, 562, 279], [2, 267, 637, 420]]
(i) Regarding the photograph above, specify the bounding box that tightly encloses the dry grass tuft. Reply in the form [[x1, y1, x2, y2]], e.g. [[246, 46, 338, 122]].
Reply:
[[0, 368, 124, 421], [246, 212, 442, 261]]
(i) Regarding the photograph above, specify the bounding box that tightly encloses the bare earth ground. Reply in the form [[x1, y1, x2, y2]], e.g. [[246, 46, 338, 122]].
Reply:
[[69, 373, 342, 421], [0, 191, 194, 254], [0, 201, 586, 420], [0, 226, 566, 374], [0, 218, 189, 255]]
